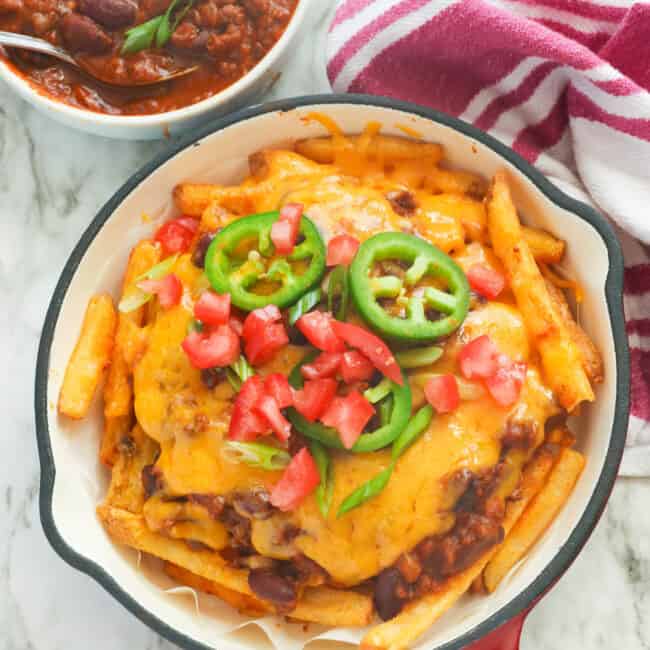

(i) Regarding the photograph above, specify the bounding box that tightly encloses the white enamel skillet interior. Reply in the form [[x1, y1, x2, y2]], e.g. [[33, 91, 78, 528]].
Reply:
[[35, 95, 630, 650], [0, 0, 310, 140]]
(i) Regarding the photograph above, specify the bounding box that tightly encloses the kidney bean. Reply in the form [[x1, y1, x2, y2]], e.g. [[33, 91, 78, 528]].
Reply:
[[31, 11, 55, 34], [200, 367, 224, 389], [189, 493, 226, 519], [60, 13, 112, 54], [248, 569, 296, 606], [170, 21, 200, 49], [232, 489, 273, 520], [78, 0, 136, 28], [374, 568, 407, 620], [141, 464, 163, 498], [192, 232, 216, 268]]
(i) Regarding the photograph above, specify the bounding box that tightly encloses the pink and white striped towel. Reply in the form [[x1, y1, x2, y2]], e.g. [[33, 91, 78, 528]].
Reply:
[[326, 0, 650, 476]]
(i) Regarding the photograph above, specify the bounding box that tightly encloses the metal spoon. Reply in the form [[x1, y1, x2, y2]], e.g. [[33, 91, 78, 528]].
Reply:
[[0, 31, 198, 87]]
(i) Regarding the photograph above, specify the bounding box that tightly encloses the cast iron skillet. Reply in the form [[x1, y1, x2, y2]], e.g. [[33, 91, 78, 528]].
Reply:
[[34, 94, 630, 650]]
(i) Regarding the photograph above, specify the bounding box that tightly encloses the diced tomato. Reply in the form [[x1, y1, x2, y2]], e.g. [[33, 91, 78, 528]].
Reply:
[[136, 274, 182, 309], [245, 323, 289, 366], [340, 350, 375, 383], [326, 234, 360, 266], [175, 217, 199, 233], [242, 305, 289, 365], [458, 335, 500, 380], [296, 311, 346, 353], [229, 376, 269, 441], [154, 216, 199, 254], [271, 203, 303, 255], [182, 324, 240, 369], [293, 378, 337, 422], [264, 373, 294, 409], [467, 264, 506, 299], [255, 395, 292, 441], [270, 447, 320, 512], [320, 391, 375, 449], [229, 315, 244, 337], [486, 360, 527, 407], [329, 321, 403, 385], [242, 305, 282, 340], [194, 290, 230, 326], [270, 220, 296, 256], [424, 375, 460, 414], [301, 352, 343, 380]]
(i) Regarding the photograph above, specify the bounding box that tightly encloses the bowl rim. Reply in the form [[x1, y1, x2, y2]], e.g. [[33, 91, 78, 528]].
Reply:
[[35, 93, 630, 650], [0, 0, 308, 131]]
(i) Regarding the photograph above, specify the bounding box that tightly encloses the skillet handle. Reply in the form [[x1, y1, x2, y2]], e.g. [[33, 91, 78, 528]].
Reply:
[[465, 607, 530, 650]]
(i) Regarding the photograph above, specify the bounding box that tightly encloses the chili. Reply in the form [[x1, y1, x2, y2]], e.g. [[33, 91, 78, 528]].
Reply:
[[349, 232, 470, 342], [0, 0, 297, 116]]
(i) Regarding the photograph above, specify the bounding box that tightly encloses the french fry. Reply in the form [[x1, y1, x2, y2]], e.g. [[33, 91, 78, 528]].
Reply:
[[500, 447, 558, 535], [248, 149, 335, 181], [98, 505, 252, 593], [482, 448, 585, 593], [103, 424, 159, 513], [290, 584, 374, 627], [164, 562, 270, 616], [99, 415, 132, 467], [175, 150, 333, 217], [173, 183, 224, 216], [523, 226, 565, 264], [486, 171, 594, 412], [166, 562, 374, 626], [58, 293, 117, 419], [201, 201, 235, 232], [546, 426, 576, 448], [424, 166, 488, 198], [294, 135, 444, 165], [99, 504, 374, 625], [545, 279, 603, 383], [104, 240, 160, 420]]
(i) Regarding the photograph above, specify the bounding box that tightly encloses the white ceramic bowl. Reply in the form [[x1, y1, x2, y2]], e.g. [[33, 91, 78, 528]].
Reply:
[[35, 96, 629, 650], [0, 1, 309, 140]]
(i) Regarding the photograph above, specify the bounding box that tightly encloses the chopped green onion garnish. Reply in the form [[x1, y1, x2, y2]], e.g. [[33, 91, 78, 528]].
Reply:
[[327, 265, 349, 320], [394, 345, 443, 369], [364, 377, 392, 404], [309, 441, 334, 518], [226, 355, 255, 391], [288, 288, 322, 326], [222, 442, 290, 471], [119, 254, 179, 313], [136, 254, 179, 281], [118, 289, 150, 313], [187, 319, 203, 334]]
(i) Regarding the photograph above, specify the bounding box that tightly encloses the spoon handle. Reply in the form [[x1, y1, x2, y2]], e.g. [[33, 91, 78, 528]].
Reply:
[[0, 31, 76, 66]]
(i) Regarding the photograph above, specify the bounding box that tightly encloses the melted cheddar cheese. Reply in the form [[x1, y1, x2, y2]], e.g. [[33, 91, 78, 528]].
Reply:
[[134, 129, 561, 586]]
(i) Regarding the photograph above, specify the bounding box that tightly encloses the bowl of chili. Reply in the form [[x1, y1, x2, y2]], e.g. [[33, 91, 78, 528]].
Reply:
[[0, 0, 308, 139], [36, 95, 629, 649]]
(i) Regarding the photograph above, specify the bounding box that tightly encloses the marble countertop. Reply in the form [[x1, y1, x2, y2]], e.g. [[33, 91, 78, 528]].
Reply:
[[1, 0, 647, 648]]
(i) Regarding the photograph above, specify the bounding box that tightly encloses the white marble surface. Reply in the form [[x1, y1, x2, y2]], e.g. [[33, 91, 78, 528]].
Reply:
[[0, 1, 647, 648]]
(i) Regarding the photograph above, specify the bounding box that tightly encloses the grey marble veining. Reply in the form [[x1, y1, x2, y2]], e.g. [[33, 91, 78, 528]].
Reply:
[[0, 0, 647, 648]]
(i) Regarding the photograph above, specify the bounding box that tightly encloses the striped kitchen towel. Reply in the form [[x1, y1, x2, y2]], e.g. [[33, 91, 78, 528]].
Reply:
[[326, 0, 650, 476]]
